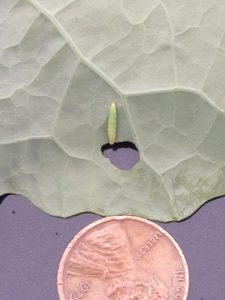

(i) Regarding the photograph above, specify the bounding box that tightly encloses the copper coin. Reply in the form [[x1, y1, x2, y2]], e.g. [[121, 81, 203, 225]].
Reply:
[[57, 216, 189, 300]]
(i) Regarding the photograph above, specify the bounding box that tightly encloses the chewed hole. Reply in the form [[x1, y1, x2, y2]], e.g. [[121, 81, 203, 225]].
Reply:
[[0, 193, 12, 205], [101, 141, 140, 170]]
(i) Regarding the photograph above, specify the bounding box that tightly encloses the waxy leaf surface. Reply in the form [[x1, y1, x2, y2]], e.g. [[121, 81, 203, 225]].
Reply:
[[1, 0, 225, 221]]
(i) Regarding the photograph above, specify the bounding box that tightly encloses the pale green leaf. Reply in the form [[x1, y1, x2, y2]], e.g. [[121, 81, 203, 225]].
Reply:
[[1, 0, 225, 221]]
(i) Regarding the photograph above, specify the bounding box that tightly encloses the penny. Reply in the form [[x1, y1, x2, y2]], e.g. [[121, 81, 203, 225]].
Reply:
[[57, 216, 189, 300]]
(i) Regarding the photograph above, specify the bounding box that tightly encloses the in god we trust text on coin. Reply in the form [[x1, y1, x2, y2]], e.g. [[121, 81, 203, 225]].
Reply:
[[57, 216, 189, 300]]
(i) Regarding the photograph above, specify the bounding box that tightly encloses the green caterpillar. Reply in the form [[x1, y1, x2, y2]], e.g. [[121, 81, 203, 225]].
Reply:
[[107, 102, 117, 145]]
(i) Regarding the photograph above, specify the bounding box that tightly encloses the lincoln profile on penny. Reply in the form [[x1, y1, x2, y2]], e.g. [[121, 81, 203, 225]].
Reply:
[[66, 223, 169, 299]]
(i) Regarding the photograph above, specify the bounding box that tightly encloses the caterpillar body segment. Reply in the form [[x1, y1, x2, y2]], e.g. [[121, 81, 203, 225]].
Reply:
[[107, 102, 117, 145]]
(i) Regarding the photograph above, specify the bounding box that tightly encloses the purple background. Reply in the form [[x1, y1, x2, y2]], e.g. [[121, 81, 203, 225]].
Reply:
[[1, 195, 225, 299]]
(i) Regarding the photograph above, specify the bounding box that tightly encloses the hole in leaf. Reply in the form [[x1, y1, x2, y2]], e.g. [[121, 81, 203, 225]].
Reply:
[[0, 193, 12, 205], [101, 141, 140, 170]]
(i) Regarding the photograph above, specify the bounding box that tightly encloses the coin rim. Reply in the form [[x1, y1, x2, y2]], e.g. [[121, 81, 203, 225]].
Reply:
[[57, 216, 189, 300]]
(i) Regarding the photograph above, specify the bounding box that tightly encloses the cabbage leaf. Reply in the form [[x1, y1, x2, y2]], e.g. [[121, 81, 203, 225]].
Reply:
[[1, 0, 225, 221]]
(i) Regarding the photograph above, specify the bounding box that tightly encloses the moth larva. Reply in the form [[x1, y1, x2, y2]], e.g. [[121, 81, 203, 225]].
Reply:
[[107, 101, 117, 145]]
